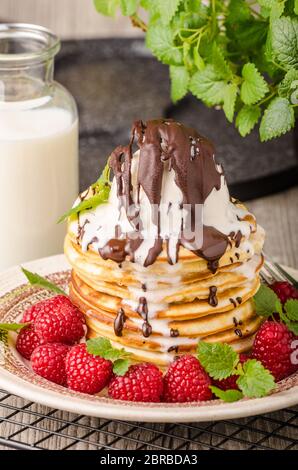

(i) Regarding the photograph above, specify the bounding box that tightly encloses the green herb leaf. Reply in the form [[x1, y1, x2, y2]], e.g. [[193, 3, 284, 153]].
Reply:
[[87, 337, 114, 356], [236, 105, 261, 137], [0, 322, 29, 332], [210, 386, 243, 403], [157, 0, 182, 25], [223, 83, 238, 123], [120, 0, 137, 16], [240, 63, 269, 105], [169, 65, 189, 102], [190, 65, 227, 106], [284, 299, 298, 321], [295, 0, 298, 15], [211, 43, 233, 80], [193, 48, 205, 71], [278, 69, 298, 100], [21, 267, 66, 296], [197, 342, 239, 380], [226, 0, 251, 23], [260, 97, 295, 141], [287, 323, 298, 335], [93, 0, 119, 16], [113, 358, 130, 376], [146, 23, 182, 65], [237, 359, 275, 398], [271, 17, 298, 69], [254, 284, 281, 317]]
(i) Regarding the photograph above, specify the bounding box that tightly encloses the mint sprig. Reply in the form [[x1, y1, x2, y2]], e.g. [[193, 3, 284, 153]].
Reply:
[[58, 162, 111, 223], [254, 284, 298, 333], [93, 1, 298, 141], [197, 341, 275, 402], [0, 322, 29, 332], [21, 267, 67, 296], [86, 337, 131, 375]]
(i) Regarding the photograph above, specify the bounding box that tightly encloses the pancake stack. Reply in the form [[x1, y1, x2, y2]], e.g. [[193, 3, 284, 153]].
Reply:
[[65, 119, 265, 366]]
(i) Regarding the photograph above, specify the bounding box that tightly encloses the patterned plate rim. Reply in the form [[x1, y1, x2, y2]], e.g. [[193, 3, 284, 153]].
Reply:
[[0, 254, 297, 423]]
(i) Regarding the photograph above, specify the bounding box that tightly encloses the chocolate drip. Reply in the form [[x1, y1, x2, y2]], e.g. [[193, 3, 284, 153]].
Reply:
[[168, 345, 179, 353], [208, 286, 218, 307], [137, 297, 152, 338], [114, 308, 126, 337], [170, 328, 179, 338], [236, 296, 242, 305], [230, 298, 237, 308], [234, 328, 243, 338], [141, 283, 147, 292]]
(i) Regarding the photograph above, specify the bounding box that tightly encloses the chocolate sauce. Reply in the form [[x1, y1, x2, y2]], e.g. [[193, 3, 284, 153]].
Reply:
[[141, 283, 147, 292], [236, 296, 242, 305], [114, 308, 126, 337], [235, 252, 240, 260], [208, 286, 218, 307], [230, 298, 237, 308], [170, 328, 180, 338], [137, 297, 152, 338], [168, 345, 179, 353], [234, 328, 243, 338]]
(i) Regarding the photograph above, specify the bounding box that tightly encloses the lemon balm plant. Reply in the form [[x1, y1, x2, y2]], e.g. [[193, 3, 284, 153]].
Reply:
[[94, 0, 298, 141]]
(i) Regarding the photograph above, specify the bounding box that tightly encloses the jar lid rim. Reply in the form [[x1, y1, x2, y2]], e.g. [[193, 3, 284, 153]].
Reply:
[[0, 23, 60, 66]]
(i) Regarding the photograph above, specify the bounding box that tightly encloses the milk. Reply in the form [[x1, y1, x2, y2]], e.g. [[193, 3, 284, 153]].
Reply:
[[0, 106, 78, 270]]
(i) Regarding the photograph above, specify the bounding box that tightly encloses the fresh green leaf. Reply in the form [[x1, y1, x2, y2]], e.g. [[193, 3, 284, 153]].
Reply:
[[271, 17, 298, 69], [93, 0, 119, 16], [287, 323, 298, 335], [210, 386, 243, 402], [190, 65, 227, 106], [295, 0, 298, 15], [86, 337, 114, 357], [236, 105, 261, 137], [226, 0, 251, 23], [156, 0, 182, 25], [120, 0, 137, 16], [237, 359, 275, 398], [223, 83, 238, 122], [113, 358, 130, 376], [253, 284, 281, 317], [257, 0, 275, 7], [197, 342, 239, 380], [211, 43, 233, 80], [193, 48, 205, 71], [260, 97, 295, 141], [278, 69, 298, 99], [21, 267, 66, 295], [0, 322, 29, 332], [284, 299, 298, 321], [270, 1, 285, 20], [240, 63, 269, 105], [169, 65, 189, 102], [146, 24, 182, 65]]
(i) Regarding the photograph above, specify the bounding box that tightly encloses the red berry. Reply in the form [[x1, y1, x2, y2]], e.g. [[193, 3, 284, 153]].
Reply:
[[212, 353, 248, 391], [163, 355, 212, 403], [22, 302, 46, 323], [252, 320, 298, 381], [31, 343, 70, 385], [16, 326, 46, 360], [108, 363, 163, 402], [271, 281, 298, 304], [34, 295, 85, 345], [65, 344, 112, 394]]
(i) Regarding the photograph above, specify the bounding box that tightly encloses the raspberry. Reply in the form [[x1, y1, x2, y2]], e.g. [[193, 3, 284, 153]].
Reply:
[[34, 295, 85, 344], [271, 281, 298, 304], [22, 302, 47, 323], [212, 353, 248, 391], [252, 320, 298, 381], [108, 363, 163, 402], [163, 355, 212, 403], [31, 343, 69, 385], [16, 326, 46, 360], [65, 344, 113, 394]]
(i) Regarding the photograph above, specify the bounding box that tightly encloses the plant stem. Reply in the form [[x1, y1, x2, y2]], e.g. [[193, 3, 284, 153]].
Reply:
[[257, 92, 276, 106], [130, 14, 147, 32]]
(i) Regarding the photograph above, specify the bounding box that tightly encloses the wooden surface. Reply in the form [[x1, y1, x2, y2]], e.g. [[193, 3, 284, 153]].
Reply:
[[0, 186, 297, 450], [1, 0, 142, 39]]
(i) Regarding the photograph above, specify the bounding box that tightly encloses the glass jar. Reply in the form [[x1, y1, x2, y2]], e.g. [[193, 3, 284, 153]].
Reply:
[[0, 24, 78, 271]]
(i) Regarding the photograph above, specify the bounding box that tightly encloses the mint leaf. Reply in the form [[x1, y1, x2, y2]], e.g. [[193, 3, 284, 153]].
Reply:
[[260, 97, 295, 141], [210, 386, 243, 402], [284, 299, 298, 321], [197, 342, 239, 380], [223, 83, 238, 122], [0, 322, 29, 332], [190, 65, 227, 106], [240, 63, 269, 105], [271, 17, 298, 69], [113, 358, 130, 376], [236, 105, 261, 137], [193, 48, 205, 71], [120, 0, 137, 16], [21, 267, 66, 296], [287, 323, 298, 335], [146, 24, 182, 65], [157, 0, 182, 25], [226, 0, 251, 23], [169, 65, 189, 102], [237, 359, 275, 398], [87, 337, 114, 357], [253, 284, 281, 317], [295, 0, 298, 15], [93, 0, 119, 16], [211, 43, 233, 80], [270, 1, 285, 20], [278, 69, 298, 99]]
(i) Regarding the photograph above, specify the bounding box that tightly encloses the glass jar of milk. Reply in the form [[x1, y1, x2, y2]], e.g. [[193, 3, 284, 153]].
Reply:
[[0, 24, 78, 271]]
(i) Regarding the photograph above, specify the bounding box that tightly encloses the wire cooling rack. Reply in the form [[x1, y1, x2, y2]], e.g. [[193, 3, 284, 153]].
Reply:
[[0, 390, 297, 450]]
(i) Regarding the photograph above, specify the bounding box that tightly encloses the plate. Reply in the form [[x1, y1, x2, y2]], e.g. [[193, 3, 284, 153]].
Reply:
[[0, 254, 297, 423]]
